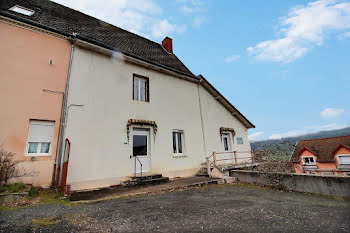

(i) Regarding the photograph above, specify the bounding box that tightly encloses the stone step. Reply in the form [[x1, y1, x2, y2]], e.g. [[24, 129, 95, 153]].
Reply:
[[124, 177, 169, 187]]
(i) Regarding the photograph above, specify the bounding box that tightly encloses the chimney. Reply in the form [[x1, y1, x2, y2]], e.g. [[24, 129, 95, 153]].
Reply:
[[162, 37, 173, 53]]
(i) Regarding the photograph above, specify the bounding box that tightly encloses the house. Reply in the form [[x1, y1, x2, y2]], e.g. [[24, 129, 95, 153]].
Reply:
[[0, 0, 255, 191], [0, 4, 72, 187], [291, 136, 350, 176]]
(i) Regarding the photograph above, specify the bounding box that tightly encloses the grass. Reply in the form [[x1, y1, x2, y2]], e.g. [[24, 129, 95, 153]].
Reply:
[[0, 182, 26, 193], [32, 216, 62, 226]]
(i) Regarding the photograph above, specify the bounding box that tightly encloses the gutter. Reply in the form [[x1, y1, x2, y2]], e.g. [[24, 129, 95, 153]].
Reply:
[[56, 37, 76, 187], [197, 80, 207, 155]]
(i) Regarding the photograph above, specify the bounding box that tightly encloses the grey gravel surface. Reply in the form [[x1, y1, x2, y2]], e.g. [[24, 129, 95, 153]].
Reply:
[[1, 184, 349, 232]]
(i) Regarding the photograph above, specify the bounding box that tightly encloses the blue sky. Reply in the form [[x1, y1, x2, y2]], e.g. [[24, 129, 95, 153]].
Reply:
[[53, 0, 350, 141]]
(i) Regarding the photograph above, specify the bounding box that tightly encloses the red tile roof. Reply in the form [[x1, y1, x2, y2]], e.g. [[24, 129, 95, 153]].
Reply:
[[291, 135, 350, 163]]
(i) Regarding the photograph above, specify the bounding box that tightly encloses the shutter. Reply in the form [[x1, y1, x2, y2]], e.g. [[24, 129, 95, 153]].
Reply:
[[28, 121, 54, 142], [339, 156, 350, 165]]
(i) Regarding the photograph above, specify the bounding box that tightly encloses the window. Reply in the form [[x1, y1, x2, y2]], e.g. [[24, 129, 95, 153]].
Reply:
[[173, 130, 185, 155], [338, 155, 350, 165], [26, 120, 54, 156], [222, 133, 232, 152], [302, 156, 316, 165], [236, 137, 243, 144], [10, 5, 35, 16], [133, 74, 149, 102]]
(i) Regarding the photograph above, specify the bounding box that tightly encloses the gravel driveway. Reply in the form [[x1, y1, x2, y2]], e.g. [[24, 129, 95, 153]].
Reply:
[[1, 184, 349, 232]]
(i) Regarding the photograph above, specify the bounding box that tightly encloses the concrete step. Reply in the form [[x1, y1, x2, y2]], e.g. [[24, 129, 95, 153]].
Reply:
[[124, 175, 169, 187], [129, 174, 163, 181]]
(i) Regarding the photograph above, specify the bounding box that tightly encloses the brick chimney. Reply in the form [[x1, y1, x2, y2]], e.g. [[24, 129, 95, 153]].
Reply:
[[162, 37, 173, 53]]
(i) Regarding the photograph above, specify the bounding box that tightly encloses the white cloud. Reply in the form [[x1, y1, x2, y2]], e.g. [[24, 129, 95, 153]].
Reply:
[[268, 130, 307, 140], [225, 54, 240, 63], [248, 131, 264, 141], [193, 16, 206, 27], [151, 20, 186, 39], [52, 0, 185, 39], [247, 0, 350, 63], [320, 108, 345, 118], [268, 123, 347, 140]]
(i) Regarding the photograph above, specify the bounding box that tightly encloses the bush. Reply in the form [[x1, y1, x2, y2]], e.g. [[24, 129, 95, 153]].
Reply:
[[0, 146, 25, 184], [29, 186, 40, 197]]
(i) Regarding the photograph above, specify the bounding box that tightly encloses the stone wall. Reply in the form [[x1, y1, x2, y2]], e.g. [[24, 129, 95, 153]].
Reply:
[[230, 170, 350, 197]]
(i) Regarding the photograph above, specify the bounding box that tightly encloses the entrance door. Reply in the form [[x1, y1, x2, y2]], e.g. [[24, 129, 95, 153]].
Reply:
[[133, 128, 150, 174], [221, 133, 233, 165]]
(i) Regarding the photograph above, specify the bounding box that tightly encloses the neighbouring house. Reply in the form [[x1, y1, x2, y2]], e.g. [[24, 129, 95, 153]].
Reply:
[[0, 4, 72, 187], [291, 136, 350, 176], [0, 0, 255, 191]]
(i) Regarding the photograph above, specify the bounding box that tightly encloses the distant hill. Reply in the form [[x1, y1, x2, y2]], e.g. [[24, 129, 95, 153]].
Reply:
[[251, 127, 350, 151]]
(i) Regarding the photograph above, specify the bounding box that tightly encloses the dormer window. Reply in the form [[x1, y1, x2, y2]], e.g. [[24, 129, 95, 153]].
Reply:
[[10, 5, 35, 16], [302, 156, 316, 165]]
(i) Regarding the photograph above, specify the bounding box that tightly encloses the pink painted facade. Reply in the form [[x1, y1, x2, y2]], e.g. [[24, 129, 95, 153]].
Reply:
[[0, 20, 71, 187]]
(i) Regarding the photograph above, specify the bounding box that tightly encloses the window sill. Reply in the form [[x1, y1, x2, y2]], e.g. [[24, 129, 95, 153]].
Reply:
[[173, 154, 187, 158], [26, 154, 51, 157]]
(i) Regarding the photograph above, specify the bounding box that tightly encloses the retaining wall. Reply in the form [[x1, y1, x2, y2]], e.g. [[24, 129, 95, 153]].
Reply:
[[230, 170, 350, 197]]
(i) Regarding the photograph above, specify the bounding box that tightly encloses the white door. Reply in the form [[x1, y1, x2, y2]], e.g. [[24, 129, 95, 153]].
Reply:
[[221, 133, 233, 164], [133, 128, 150, 174]]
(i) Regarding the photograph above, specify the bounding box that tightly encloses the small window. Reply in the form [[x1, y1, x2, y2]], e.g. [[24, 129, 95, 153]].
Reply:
[[26, 120, 54, 156], [302, 156, 316, 165], [236, 137, 243, 144], [133, 74, 149, 102], [10, 5, 35, 16], [173, 130, 185, 155], [338, 155, 350, 165], [222, 133, 232, 152]]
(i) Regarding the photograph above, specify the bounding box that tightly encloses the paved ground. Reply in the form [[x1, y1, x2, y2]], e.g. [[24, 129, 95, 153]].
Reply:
[[70, 176, 220, 202], [1, 184, 349, 232]]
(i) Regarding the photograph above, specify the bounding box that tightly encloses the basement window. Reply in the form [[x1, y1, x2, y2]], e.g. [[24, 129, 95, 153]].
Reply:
[[10, 5, 35, 16], [302, 156, 316, 165]]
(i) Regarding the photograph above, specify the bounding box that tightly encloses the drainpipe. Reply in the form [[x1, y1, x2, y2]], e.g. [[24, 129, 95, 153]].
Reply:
[[54, 35, 76, 187], [197, 79, 207, 156]]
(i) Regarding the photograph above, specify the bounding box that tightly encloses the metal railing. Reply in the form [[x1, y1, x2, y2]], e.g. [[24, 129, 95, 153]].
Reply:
[[134, 155, 143, 181]]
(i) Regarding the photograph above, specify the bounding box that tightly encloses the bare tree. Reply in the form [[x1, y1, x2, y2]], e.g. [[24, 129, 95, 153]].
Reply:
[[252, 140, 295, 188], [0, 146, 26, 184]]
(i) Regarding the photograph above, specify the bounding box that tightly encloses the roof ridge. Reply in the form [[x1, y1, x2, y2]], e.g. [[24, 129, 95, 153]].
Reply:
[[299, 134, 350, 142]]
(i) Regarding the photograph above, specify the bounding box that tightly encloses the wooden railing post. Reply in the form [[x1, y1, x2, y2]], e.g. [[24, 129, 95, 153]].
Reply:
[[234, 151, 237, 165], [206, 156, 211, 177], [213, 152, 217, 167]]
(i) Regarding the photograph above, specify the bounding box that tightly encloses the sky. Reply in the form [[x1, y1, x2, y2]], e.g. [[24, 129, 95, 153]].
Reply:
[[52, 0, 350, 141]]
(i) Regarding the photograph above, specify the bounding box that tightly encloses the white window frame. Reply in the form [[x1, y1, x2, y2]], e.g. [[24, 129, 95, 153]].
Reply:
[[25, 120, 55, 156], [236, 136, 244, 145], [172, 130, 186, 156], [133, 76, 148, 102], [302, 156, 316, 165], [337, 154, 350, 165], [222, 132, 232, 152], [10, 5, 35, 16]]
